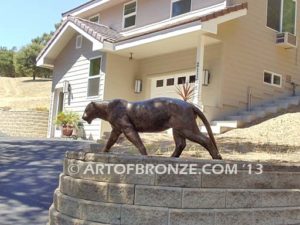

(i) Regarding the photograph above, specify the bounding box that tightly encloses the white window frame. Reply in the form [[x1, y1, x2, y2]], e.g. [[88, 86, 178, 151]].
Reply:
[[266, 0, 297, 35], [89, 14, 100, 23], [263, 70, 283, 88], [122, 0, 137, 30], [171, 0, 192, 18], [76, 35, 82, 49], [87, 56, 102, 98]]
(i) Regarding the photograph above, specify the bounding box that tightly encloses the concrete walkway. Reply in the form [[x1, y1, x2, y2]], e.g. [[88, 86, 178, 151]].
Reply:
[[0, 138, 92, 225]]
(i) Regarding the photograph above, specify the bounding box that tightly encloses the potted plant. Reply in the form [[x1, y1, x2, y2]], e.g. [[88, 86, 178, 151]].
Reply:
[[55, 111, 80, 137]]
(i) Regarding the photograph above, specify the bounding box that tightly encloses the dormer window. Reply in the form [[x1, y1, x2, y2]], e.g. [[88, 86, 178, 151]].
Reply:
[[89, 15, 100, 23], [172, 0, 191, 17], [267, 0, 296, 34], [123, 1, 137, 29]]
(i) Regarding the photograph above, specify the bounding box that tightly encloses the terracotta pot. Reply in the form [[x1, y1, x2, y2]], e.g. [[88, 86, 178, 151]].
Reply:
[[62, 125, 73, 137]]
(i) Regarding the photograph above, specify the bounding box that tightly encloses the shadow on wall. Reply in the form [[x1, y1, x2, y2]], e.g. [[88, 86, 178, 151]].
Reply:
[[0, 139, 91, 225]]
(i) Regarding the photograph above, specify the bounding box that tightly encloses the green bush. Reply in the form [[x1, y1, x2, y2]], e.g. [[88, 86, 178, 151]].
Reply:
[[55, 111, 80, 127]]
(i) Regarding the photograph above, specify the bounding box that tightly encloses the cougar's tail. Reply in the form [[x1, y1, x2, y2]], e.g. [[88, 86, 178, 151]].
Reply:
[[192, 105, 218, 151]]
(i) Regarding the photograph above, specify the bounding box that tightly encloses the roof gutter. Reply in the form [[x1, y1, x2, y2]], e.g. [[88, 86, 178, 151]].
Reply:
[[62, 0, 110, 19]]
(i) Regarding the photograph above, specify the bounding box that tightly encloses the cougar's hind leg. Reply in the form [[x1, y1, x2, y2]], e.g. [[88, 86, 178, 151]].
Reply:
[[171, 129, 186, 158], [181, 129, 221, 159]]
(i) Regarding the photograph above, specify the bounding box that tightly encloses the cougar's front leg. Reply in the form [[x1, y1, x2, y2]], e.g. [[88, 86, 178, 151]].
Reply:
[[103, 128, 122, 153]]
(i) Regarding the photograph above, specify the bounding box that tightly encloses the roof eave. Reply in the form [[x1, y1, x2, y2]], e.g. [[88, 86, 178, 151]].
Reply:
[[37, 21, 105, 68], [114, 3, 248, 50]]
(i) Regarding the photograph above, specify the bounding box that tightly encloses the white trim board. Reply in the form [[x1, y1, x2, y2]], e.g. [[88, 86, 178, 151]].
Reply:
[[37, 22, 104, 67]]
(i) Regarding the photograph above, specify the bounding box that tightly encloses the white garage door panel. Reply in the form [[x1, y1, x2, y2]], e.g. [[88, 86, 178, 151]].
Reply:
[[150, 71, 196, 99]]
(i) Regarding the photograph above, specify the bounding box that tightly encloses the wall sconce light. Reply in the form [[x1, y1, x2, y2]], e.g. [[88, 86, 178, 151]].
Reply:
[[63, 80, 70, 93], [129, 52, 133, 60], [202, 70, 210, 86], [134, 79, 142, 93]]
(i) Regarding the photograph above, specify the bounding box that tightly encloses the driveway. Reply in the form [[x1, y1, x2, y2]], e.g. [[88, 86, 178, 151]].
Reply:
[[0, 138, 92, 225]]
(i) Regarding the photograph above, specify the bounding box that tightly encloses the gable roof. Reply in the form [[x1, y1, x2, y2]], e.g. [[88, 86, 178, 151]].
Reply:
[[36, 16, 121, 62], [68, 17, 122, 42], [37, 2, 247, 66]]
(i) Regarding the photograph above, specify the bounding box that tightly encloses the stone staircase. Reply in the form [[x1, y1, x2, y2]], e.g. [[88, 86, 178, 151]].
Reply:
[[201, 95, 300, 134], [48, 152, 300, 225], [0, 110, 49, 138]]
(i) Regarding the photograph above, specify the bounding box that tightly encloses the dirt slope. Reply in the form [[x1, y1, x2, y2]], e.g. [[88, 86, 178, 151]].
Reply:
[[104, 105, 300, 164], [0, 77, 51, 110]]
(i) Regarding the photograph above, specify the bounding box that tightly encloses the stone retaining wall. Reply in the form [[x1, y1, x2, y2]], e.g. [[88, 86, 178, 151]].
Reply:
[[49, 152, 300, 225], [0, 110, 48, 138]]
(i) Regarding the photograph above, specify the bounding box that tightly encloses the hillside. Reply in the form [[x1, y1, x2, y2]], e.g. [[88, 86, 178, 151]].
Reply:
[[0, 77, 51, 110], [105, 105, 300, 164]]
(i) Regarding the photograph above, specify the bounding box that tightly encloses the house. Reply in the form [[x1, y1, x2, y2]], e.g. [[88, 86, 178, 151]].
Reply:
[[37, 0, 300, 140]]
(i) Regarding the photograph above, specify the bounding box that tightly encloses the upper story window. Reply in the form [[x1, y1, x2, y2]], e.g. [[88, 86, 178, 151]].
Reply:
[[267, 0, 296, 34], [172, 0, 191, 17], [89, 15, 100, 23], [123, 1, 137, 29]]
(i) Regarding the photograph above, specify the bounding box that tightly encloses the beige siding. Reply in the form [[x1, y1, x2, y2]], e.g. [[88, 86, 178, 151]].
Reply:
[[202, 43, 224, 121], [86, 0, 226, 32], [192, 0, 226, 11], [51, 35, 106, 140], [213, 0, 300, 113], [138, 49, 197, 100], [101, 53, 139, 135]]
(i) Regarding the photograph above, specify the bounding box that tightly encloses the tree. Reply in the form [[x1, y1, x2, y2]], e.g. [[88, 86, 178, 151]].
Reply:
[[0, 47, 16, 77], [14, 33, 52, 80]]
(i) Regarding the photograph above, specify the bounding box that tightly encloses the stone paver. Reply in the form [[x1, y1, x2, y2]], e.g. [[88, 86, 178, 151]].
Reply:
[[0, 138, 91, 225]]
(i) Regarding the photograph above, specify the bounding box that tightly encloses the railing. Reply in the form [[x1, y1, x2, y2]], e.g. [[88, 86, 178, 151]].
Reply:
[[290, 82, 300, 96]]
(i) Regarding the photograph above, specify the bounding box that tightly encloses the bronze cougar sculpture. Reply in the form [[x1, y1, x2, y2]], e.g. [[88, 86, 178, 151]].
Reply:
[[82, 98, 222, 159]]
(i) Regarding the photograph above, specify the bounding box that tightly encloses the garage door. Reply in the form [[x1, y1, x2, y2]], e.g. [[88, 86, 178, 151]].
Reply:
[[150, 71, 196, 99]]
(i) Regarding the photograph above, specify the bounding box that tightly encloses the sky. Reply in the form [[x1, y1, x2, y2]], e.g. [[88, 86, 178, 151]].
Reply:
[[0, 0, 88, 49]]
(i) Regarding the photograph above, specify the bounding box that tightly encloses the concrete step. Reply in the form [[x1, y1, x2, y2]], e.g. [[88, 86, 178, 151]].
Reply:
[[201, 95, 300, 135], [253, 105, 279, 114], [246, 110, 267, 119], [265, 101, 290, 110], [200, 120, 241, 134], [200, 124, 233, 134], [285, 96, 300, 104], [227, 114, 254, 123], [211, 120, 241, 128]]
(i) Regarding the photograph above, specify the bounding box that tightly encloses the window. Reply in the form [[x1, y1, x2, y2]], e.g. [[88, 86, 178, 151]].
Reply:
[[178, 77, 186, 85], [167, 78, 175, 86], [123, 1, 137, 29], [189, 75, 196, 83], [76, 35, 82, 49], [89, 15, 100, 23], [263, 71, 282, 87], [156, 80, 164, 87], [172, 0, 191, 17], [267, 0, 296, 34], [88, 57, 102, 97]]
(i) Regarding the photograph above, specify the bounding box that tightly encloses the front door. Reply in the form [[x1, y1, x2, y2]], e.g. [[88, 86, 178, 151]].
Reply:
[[53, 89, 64, 138]]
